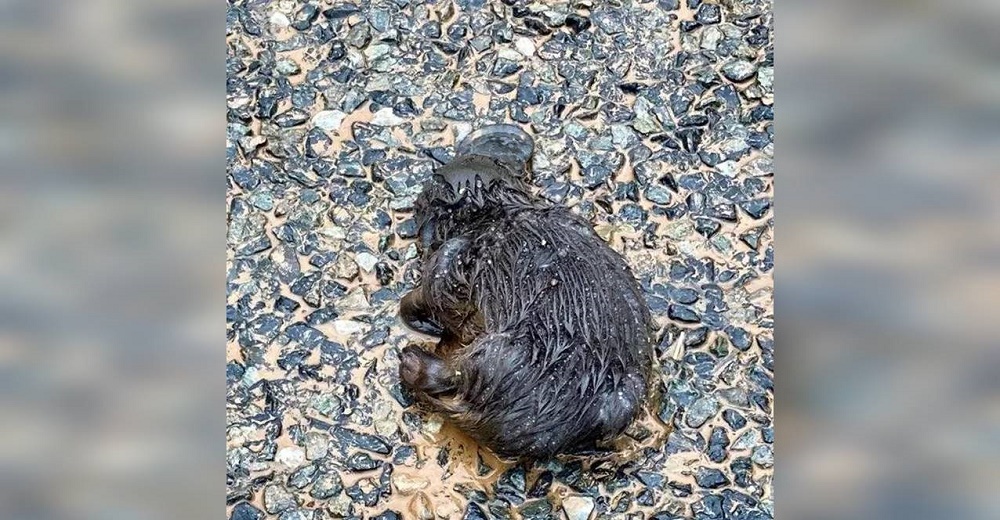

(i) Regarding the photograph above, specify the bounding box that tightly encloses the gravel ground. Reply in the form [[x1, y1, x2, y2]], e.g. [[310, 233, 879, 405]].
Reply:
[[226, 1, 773, 519]]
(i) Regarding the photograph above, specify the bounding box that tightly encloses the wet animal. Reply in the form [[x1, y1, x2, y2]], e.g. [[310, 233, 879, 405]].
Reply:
[[398, 125, 654, 460]]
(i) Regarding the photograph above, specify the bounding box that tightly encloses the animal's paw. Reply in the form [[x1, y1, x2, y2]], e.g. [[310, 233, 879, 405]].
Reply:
[[399, 346, 457, 396], [399, 346, 426, 390]]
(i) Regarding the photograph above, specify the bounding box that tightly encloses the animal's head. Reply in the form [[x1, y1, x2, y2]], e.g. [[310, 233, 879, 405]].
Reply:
[[415, 124, 539, 252], [434, 124, 535, 200]]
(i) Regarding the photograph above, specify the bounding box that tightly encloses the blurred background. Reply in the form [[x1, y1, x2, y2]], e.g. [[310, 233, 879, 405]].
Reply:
[[0, 1, 221, 519], [779, 1, 1000, 518], [0, 0, 995, 519]]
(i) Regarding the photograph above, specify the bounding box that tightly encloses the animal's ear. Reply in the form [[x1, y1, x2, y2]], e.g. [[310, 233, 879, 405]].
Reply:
[[456, 124, 535, 174]]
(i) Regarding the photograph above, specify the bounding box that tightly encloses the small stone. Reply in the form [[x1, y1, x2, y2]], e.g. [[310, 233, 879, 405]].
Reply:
[[740, 199, 771, 219], [274, 109, 310, 127], [695, 218, 721, 239], [668, 304, 700, 323], [645, 185, 672, 205], [415, 414, 440, 437], [667, 481, 692, 499], [333, 319, 367, 336], [311, 473, 343, 499], [327, 494, 352, 517], [708, 203, 738, 222], [637, 471, 665, 489], [333, 256, 360, 280], [347, 22, 371, 48], [288, 465, 318, 489], [561, 495, 595, 520], [725, 325, 752, 351], [276, 446, 306, 469], [332, 426, 392, 454], [367, 8, 391, 31], [757, 66, 774, 88], [723, 409, 747, 429], [371, 107, 407, 126], [328, 40, 347, 60], [693, 494, 724, 519], [355, 251, 379, 272], [275, 59, 300, 76], [564, 14, 591, 33], [732, 429, 760, 450], [375, 416, 398, 437], [721, 60, 757, 82], [707, 426, 730, 463], [341, 289, 370, 312], [492, 57, 522, 77], [231, 502, 263, 520], [719, 387, 750, 409], [313, 110, 347, 132], [514, 37, 536, 57], [392, 473, 430, 495], [519, 499, 553, 519], [701, 25, 724, 50], [679, 114, 710, 127], [305, 432, 329, 460], [463, 502, 489, 520], [496, 465, 527, 503], [346, 452, 381, 472], [686, 396, 720, 427], [411, 493, 434, 520], [278, 510, 311, 520], [396, 218, 417, 239], [669, 287, 699, 304], [695, 3, 721, 24], [592, 8, 624, 34], [695, 467, 730, 489], [264, 485, 297, 514], [270, 12, 290, 28], [291, 4, 319, 30], [752, 444, 774, 467], [275, 296, 300, 314]]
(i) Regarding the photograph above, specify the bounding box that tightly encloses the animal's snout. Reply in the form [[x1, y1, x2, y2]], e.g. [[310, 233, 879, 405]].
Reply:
[[455, 124, 535, 171]]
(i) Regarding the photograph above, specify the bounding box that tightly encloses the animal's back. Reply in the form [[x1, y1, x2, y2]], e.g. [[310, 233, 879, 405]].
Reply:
[[447, 207, 653, 458]]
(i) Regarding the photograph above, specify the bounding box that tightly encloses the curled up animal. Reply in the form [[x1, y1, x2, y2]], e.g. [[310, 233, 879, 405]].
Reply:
[[398, 124, 655, 461]]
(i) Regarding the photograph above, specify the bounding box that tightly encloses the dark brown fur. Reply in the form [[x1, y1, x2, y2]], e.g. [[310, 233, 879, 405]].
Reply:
[[398, 131, 654, 460]]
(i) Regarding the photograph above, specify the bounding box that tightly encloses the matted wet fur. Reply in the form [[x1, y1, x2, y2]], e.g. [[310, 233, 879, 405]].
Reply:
[[398, 125, 655, 461]]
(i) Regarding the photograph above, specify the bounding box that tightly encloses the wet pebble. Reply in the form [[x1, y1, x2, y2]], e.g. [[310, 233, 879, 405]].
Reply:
[[723, 409, 748, 430], [332, 427, 391, 455], [462, 501, 491, 520], [668, 304, 701, 323], [752, 445, 774, 467], [695, 4, 722, 24], [696, 467, 730, 489], [686, 396, 720, 428], [707, 426, 730, 463], [310, 473, 344, 500], [231, 502, 263, 520], [264, 485, 297, 514], [721, 60, 757, 82], [562, 495, 595, 520]]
